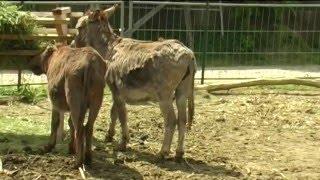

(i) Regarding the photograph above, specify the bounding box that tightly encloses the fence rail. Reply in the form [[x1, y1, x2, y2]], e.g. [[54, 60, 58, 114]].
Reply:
[[2, 1, 320, 87], [125, 1, 320, 84]]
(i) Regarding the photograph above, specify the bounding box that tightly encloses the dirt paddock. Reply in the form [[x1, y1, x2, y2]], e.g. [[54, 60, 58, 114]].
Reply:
[[0, 86, 320, 179]]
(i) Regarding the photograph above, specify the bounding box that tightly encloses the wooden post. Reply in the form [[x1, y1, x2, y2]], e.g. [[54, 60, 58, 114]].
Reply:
[[184, 6, 194, 50], [201, 2, 210, 84], [17, 68, 22, 90], [52, 7, 71, 44], [52, 7, 71, 143]]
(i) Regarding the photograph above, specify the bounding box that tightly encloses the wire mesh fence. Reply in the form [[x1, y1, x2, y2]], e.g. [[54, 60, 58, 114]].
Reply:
[[127, 1, 320, 68]]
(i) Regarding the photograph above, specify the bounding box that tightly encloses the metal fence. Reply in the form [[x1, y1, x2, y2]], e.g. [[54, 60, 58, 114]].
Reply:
[[2, 1, 320, 86], [124, 1, 320, 83]]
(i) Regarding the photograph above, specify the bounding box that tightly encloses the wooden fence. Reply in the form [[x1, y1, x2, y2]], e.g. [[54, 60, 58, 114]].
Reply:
[[0, 7, 82, 88]]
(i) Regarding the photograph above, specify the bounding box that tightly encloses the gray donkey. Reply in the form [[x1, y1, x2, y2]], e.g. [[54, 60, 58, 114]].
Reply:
[[73, 5, 196, 160]]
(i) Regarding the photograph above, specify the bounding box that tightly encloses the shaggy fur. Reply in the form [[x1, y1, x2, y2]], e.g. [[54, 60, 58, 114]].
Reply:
[[29, 45, 106, 167], [106, 38, 194, 84], [74, 5, 196, 159]]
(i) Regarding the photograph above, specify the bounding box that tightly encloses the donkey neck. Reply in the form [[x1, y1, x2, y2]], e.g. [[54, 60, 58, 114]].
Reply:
[[96, 33, 121, 60]]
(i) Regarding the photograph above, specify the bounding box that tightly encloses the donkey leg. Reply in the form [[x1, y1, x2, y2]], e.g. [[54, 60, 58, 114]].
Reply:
[[175, 93, 187, 161], [105, 102, 118, 142], [117, 101, 129, 151], [85, 88, 103, 164], [158, 100, 177, 158], [68, 116, 75, 154], [43, 109, 62, 152]]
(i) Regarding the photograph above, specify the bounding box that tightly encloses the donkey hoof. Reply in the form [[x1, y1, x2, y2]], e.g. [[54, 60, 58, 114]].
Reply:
[[68, 148, 75, 155], [156, 151, 170, 161], [73, 162, 83, 169], [187, 124, 192, 131], [42, 144, 53, 153], [105, 135, 114, 142], [116, 143, 127, 152], [175, 152, 184, 163], [84, 154, 92, 165], [68, 144, 75, 154]]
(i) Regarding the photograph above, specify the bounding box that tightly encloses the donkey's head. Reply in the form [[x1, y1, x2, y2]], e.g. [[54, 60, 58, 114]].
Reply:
[[74, 4, 119, 50]]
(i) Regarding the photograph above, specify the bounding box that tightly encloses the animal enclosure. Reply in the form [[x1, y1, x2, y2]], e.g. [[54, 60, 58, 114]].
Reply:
[[1, 1, 320, 86], [1, 1, 320, 179]]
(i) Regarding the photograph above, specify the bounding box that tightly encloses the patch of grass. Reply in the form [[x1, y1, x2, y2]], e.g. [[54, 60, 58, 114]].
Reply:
[[18, 85, 47, 103], [0, 85, 47, 104], [0, 115, 50, 154]]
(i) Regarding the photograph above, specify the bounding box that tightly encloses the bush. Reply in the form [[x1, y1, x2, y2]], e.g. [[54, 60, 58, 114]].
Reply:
[[0, 85, 47, 104], [0, 1, 40, 50]]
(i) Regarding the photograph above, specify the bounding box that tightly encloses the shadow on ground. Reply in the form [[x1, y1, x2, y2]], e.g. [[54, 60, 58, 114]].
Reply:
[[0, 132, 143, 179], [0, 132, 242, 179], [94, 139, 243, 179]]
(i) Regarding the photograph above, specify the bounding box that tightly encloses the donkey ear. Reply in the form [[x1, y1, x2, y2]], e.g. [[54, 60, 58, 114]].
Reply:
[[85, 9, 92, 15], [93, 10, 101, 20], [102, 4, 119, 19], [75, 15, 89, 29], [47, 45, 57, 53]]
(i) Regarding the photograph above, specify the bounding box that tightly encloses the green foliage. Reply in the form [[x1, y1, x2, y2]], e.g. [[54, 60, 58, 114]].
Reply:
[[0, 1, 37, 34], [0, 85, 47, 104], [0, 1, 41, 50], [17, 85, 47, 103]]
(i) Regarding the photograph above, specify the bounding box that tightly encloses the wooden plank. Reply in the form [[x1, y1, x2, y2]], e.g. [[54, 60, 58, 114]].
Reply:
[[31, 12, 52, 17], [17, 68, 22, 90], [52, 7, 70, 44], [0, 50, 40, 56], [0, 34, 74, 40], [31, 12, 83, 18], [52, 7, 71, 15], [35, 17, 70, 25], [70, 12, 84, 18], [35, 28, 77, 35]]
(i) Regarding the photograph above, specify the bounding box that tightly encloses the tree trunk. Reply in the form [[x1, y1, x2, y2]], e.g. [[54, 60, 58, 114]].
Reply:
[[196, 79, 320, 92]]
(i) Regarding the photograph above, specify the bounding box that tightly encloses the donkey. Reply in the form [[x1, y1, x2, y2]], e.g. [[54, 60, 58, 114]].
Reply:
[[73, 5, 196, 160], [29, 44, 106, 166]]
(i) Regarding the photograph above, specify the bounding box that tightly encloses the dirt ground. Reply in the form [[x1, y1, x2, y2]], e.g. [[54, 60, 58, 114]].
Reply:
[[0, 87, 320, 179]]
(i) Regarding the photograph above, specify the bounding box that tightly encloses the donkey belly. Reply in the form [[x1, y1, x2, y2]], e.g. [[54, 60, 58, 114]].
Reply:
[[121, 87, 158, 105]]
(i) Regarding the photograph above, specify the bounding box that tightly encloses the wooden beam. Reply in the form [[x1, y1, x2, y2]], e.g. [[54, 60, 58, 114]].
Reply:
[[184, 6, 194, 50], [31, 12, 83, 18], [125, 4, 165, 36], [52, 7, 71, 44], [35, 17, 70, 25], [52, 7, 71, 15], [31, 12, 53, 17], [35, 28, 77, 35], [196, 79, 320, 92], [17, 69, 22, 90], [0, 34, 74, 40]]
